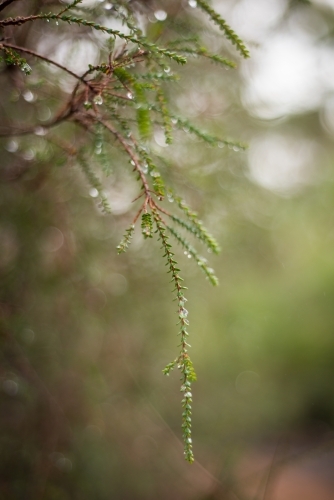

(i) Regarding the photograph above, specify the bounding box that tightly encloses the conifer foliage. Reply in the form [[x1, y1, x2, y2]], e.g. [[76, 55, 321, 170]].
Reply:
[[0, 0, 248, 463]]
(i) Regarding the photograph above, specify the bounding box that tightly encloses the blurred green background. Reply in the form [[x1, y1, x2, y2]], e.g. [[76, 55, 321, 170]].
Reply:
[[2, 0, 334, 498]]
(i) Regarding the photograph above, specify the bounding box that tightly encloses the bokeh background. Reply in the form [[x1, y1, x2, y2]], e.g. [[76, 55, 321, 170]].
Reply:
[[2, 0, 334, 498]]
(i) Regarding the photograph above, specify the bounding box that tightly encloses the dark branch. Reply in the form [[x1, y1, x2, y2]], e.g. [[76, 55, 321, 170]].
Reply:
[[0, 42, 87, 82], [0, 0, 21, 13]]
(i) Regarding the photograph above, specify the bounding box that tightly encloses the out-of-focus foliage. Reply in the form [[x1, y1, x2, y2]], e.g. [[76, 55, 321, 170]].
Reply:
[[2, 0, 334, 499]]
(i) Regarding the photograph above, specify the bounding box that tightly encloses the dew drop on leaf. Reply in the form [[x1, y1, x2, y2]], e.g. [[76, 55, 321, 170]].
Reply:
[[94, 95, 103, 105], [179, 308, 188, 318]]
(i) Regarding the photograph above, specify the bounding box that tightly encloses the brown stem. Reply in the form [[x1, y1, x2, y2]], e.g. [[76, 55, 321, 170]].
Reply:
[[0, 108, 73, 137], [132, 203, 144, 225], [154, 204, 172, 217], [0, 0, 21, 13], [0, 13, 46, 26], [98, 118, 151, 198], [0, 42, 90, 84]]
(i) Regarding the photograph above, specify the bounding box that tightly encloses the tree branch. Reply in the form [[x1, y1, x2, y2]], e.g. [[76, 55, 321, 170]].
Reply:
[[0, 41, 88, 83], [0, 0, 21, 13]]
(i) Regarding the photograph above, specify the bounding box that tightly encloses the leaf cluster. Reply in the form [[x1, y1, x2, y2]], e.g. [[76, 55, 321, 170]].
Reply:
[[0, 0, 249, 463]]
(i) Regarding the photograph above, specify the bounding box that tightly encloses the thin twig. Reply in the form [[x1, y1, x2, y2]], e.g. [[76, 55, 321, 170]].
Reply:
[[98, 118, 151, 198], [0, 13, 47, 26], [57, 0, 82, 16], [0, 0, 20, 13], [0, 109, 73, 137], [0, 42, 91, 84]]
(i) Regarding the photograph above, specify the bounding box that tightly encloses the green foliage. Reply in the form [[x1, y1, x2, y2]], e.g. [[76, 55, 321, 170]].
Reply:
[[134, 84, 152, 140], [0, 46, 31, 74], [172, 116, 247, 150], [167, 36, 237, 68], [76, 154, 111, 214], [141, 212, 154, 239], [166, 225, 219, 286], [117, 225, 135, 254], [173, 197, 221, 254], [153, 210, 196, 463], [156, 89, 173, 145], [0, 0, 249, 463], [196, 0, 250, 59]]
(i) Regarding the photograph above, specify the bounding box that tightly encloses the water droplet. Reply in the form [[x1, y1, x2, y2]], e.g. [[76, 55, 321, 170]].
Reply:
[[38, 106, 51, 122], [167, 193, 174, 203], [34, 126, 47, 136], [23, 90, 34, 102], [94, 95, 103, 106], [188, 0, 197, 7], [164, 66, 170, 73], [104, 2, 112, 9], [233, 146, 240, 152], [22, 149, 35, 161], [21, 63, 32, 75], [89, 188, 99, 198], [46, 19, 50, 22], [154, 10, 167, 21], [2, 379, 18, 396], [179, 308, 188, 318], [6, 140, 18, 153], [218, 142, 225, 149], [130, 160, 135, 166], [188, 254, 191, 259], [127, 92, 133, 99], [184, 251, 188, 256], [56, 21, 59, 25]]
